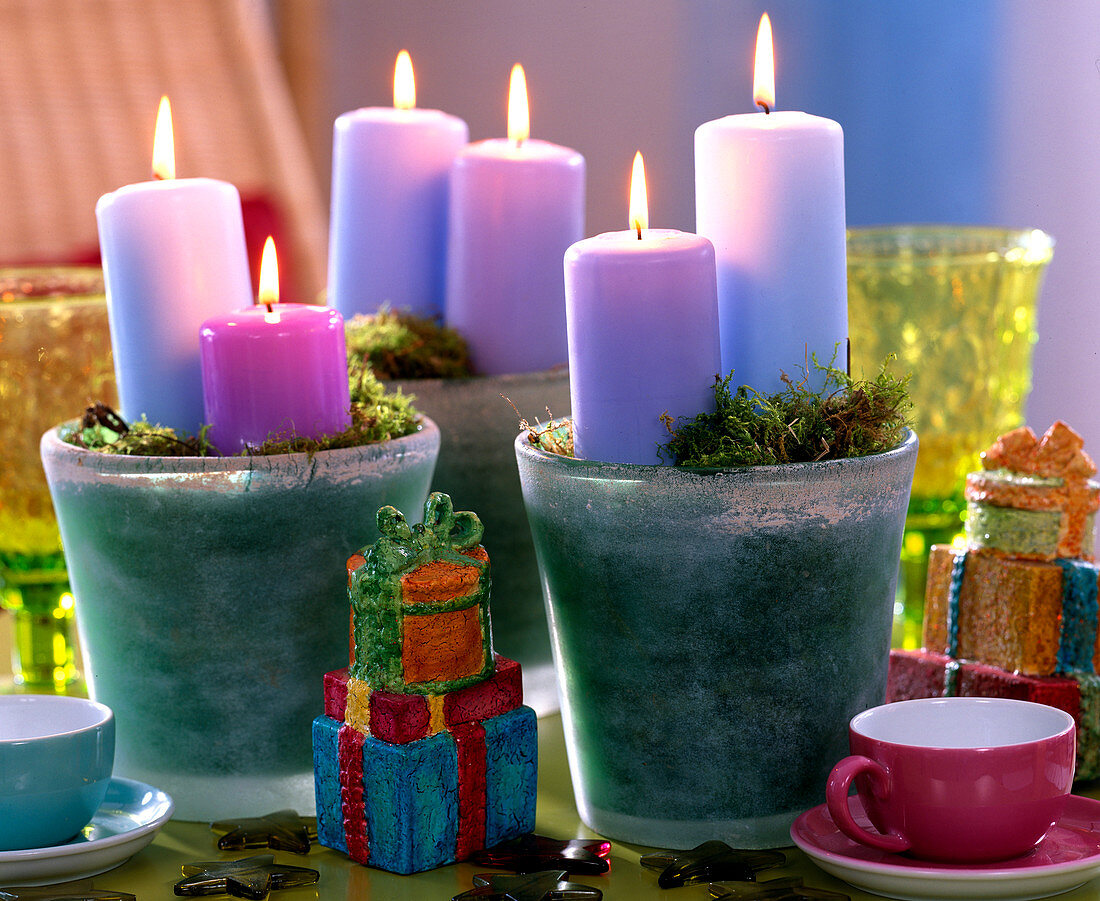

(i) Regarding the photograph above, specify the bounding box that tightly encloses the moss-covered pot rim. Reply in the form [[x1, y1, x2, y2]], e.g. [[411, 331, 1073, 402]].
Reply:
[[41, 415, 439, 476], [515, 422, 917, 481], [387, 364, 567, 391]]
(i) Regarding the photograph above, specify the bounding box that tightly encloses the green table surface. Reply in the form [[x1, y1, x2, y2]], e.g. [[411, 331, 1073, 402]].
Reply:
[[26, 711, 1100, 901]]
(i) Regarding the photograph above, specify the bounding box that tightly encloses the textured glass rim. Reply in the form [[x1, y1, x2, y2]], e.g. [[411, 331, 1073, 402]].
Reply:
[[847, 225, 1054, 267], [515, 421, 917, 477], [0, 266, 105, 305]]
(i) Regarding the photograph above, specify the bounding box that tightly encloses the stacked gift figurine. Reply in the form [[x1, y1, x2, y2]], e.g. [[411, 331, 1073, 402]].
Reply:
[[889, 421, 1100, 779], [312, 492, 538, 873]]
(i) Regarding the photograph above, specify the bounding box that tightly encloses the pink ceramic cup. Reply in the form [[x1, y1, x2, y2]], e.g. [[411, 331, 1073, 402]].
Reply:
[[826, 697, 1075, 863]]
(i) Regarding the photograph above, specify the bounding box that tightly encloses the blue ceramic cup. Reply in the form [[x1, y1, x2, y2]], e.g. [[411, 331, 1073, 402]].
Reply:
[[0, 695, 115, 850]]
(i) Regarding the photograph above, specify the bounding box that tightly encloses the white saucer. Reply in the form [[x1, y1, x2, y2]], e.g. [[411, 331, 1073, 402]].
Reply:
[[791, 794, 1100, 901], [0, 777, 174, 886]]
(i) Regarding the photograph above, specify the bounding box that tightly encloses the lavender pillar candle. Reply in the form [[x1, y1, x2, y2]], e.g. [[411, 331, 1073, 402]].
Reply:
[[328, 51, 468, 319], [565, 154, 720, 465], [96, 97, 252, 435]]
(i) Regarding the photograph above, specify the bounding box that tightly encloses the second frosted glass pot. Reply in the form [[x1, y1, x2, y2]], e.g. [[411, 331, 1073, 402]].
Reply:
[[516, 427, 918, 848]]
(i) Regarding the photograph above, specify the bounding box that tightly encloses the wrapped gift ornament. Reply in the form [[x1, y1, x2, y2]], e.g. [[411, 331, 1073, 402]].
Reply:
[[313, 493, 537, 874], [902, 421, 1100, 782], [347, 493, 494, 694], [922, 422, 1100, 677]]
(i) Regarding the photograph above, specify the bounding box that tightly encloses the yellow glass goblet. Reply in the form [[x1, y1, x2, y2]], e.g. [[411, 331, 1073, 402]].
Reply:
[[847, 226, 1053, 648], [0, 267, 116, 690]]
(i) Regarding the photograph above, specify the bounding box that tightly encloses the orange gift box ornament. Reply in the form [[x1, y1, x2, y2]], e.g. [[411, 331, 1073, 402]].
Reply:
[[922, 421, 1100, 677], [347, 492, 493, 695], [966, 421, 1099, 560]]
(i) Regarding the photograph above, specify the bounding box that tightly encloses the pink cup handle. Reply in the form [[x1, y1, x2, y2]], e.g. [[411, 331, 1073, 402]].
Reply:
[[826, 755, 911, 853]]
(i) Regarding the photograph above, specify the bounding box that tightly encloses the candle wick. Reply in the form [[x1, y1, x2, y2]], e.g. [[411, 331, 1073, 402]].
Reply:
[[265, 302, 274, 314], [153, 170, 168, 181], [635, 221, 642, 240], [756, 100, 771, 114]]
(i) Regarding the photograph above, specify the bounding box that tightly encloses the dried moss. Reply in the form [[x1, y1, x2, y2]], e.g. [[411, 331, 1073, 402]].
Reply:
[[64, 368, 419, 457], [68, 404, 214, 456], [661, 357, 911, 466], [524, 357, 912, 466], [513, 405, 574, 457], [345, 308, 473, 381], [249, 368, 418, 454]]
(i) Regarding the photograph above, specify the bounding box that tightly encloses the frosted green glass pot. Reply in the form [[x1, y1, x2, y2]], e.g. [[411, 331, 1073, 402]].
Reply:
[[847, 226, 1052, 647], [40, 419, 439, 820], [516, 427, 917, 848]]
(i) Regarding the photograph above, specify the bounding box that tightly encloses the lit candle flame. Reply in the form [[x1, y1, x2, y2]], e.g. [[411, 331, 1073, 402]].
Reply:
[[629, 151, 648, 238], [753, 13, 775, 113], [507, 63, 530, 145], [258, 236, 279, 313], [394, 50, 415, 110], [152, 95, 175, 180]]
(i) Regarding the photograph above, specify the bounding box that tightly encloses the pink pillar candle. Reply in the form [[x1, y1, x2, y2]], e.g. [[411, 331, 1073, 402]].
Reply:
[[445, 65, 585, 375], [200, 304, 352, 453]]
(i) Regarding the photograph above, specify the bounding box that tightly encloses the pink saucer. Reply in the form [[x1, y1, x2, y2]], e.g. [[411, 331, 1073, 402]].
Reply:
[[791, 794, 1100, 901]]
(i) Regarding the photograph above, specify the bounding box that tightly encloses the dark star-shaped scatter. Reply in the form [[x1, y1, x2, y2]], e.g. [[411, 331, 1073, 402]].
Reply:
[[210, 809, 316, 854], [173, 854, 319, 899], [708, 877, 850, 900], [471, 833, 612, 874], [639, 841, 785, 888], [452, 870, 603, 901], [0, 882, 135, 901]]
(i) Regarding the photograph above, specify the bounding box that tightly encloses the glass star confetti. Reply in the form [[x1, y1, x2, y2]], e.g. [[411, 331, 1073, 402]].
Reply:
[[0, 883, 135, 901], [173, 854, 319, 899], [452, 870, 603, 901], [471, 833, 612, 874], [210, 809, 317, 854], [708, 877, 850, 900], [639, 841, 785, 888]]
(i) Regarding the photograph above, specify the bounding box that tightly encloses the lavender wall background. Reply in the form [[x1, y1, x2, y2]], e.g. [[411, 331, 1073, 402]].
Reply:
[[320, 1, 1100, 463]]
